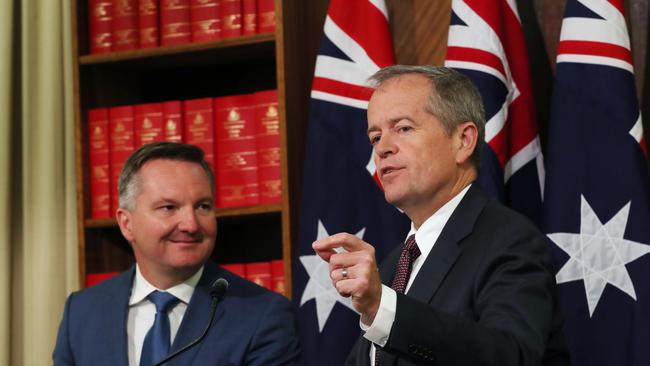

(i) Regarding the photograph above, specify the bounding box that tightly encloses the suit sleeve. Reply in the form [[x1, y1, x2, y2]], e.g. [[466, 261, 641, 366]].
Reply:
[[383, 228, 556, 366], [52, 294, 75, 366], [244, 294, 301, 366]]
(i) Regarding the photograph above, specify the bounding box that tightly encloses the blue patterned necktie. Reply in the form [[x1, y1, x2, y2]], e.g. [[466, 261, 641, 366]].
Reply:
[[140, 291, 179, 366]]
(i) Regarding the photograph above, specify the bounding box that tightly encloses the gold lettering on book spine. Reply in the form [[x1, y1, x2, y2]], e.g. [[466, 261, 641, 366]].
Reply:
[[140, 0, 156, 14], [94, 2, 112, 20], [224, 109, 246, 139], [223, 14, 242, 30]]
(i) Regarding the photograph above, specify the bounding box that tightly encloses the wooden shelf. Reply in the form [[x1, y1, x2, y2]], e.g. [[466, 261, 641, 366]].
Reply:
[[79, 33, 275, 65], [84, 203, 283, 228]]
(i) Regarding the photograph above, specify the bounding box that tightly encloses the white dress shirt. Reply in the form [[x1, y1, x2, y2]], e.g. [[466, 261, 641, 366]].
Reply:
[[362, 185, 471, 365], [127, 265, 203, 366]]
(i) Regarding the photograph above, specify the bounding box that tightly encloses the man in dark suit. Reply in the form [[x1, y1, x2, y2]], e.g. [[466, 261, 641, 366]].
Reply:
[[313, 66, 570, 365], [53, 142, 299, 366]]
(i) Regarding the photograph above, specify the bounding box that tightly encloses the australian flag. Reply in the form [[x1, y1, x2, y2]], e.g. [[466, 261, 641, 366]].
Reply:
[[543, 0, 650, 365], [445, 0, 545, 223], [291, 0, 410, 365]]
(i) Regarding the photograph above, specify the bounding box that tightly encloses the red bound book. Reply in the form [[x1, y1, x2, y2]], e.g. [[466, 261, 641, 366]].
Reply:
[[89, 0, 113, 54], [161, 0, 191, 46], [183, 98, 215, 171], [221, 263, 246, 277], [88, 108, 111, 219], [138, 0, 159, 48], [191, 0, 221, 42], [242, 0, 256, 35], [162, 101, 184, 142], [85, 271, 120, 287], [214, 94, 259, 208], [254, 90, 281, 204], [221, 0, 242, 38], [245, 261, 272, 290], [134, 103, 164, 147], [256, 0, 275, 34], [109, 106, 135, 213], [271, 259, 284, 295], [112, 0, 138, 51]]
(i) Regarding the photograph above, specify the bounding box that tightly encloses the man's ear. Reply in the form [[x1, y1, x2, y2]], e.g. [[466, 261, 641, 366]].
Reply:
[[116, 208, 134, 242], [455, 121, 478, 164]]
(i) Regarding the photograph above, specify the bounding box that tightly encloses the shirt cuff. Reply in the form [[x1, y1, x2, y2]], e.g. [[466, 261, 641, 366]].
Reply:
[[360, 284, 396, 347]]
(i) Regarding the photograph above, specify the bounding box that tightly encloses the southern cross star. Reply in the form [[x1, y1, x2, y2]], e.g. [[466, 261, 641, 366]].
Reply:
[[299, 220, 364, 332], [547, 195, 650, 317]]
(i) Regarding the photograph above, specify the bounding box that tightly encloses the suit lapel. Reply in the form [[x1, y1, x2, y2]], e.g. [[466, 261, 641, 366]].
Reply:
[[106, 268, 134, 365], [169, 262, 225, 365], [406, 185, 487, 304]]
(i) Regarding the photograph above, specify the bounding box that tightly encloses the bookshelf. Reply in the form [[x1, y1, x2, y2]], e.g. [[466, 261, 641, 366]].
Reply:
[[71, 0, 322, 298]]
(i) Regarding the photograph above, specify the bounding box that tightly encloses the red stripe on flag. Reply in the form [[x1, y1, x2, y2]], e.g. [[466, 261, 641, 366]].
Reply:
[[608, 0, 625, 15], [500, 2, 539, 155], [328, 0, 395, 68], [312, 77, 374, 102], [640, 136, 648, 158], [488, 127, 508, 168], [558, 40, 633, 64], [446, 46, 506, 77], [464, 0, 508, 43]]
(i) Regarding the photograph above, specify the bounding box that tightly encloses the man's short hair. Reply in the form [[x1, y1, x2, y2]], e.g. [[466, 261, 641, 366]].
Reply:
[[118, 142, 215, 210], [368, 65, 486, 168]]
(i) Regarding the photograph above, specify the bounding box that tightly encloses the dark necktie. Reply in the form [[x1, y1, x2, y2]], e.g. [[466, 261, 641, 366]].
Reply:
[[376, 234, 421, 365], [140, 291, 179, 366]]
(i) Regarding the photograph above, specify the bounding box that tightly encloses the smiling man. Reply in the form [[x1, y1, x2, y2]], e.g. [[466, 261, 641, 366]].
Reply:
[[313, 66, 570, 366], [54, 142, 299, 366]]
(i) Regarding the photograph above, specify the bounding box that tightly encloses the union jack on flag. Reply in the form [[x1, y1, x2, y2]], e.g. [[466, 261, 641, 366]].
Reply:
[[445, 0, 545, 223], [543, 0, 650, 365], [292, 1, 409, 365]]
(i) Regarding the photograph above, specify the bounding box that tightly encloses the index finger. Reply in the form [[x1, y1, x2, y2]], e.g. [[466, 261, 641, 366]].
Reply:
[[313, 232, 367, 257]]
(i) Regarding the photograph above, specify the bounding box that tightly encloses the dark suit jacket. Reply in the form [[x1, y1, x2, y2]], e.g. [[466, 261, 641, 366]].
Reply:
[[53, 261, 300, 366], [346, 185, 570, 366]]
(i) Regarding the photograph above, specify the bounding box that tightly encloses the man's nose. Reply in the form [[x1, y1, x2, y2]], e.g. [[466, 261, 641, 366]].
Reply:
[[375, 133, 396, 158], [178, 207, 199, 232]]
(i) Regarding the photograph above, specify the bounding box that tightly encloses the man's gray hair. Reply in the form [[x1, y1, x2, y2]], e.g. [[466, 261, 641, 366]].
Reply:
[[368, 65, 486, 168], [117, 142, 215, 210]]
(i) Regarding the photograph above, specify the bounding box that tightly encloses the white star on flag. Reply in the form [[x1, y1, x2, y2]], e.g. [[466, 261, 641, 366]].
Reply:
[[547, 195, 650, 317], [299, 220, 365, 332]]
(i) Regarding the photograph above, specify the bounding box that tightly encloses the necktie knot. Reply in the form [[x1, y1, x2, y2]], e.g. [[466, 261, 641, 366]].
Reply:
[[148, 291, 178, 313], [403, 234, 421, 259]]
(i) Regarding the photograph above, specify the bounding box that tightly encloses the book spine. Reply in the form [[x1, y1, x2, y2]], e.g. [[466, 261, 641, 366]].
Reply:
[[271, 259, 284, 295], [134, 103, 164, 147], [112, 0, 138, 51], [221, 263, 246, 277], [88, 108, 111, 219], [256, 0, 275, 34], [254, 90, 281, 204], [183, 98, 215, 172], [85, 271, 119, 287], [109, 105, 135, 213], [221, 0, 242, 38], [162, 101, 184, 143], [89, 0, 113, 54], [138, 0, 159, 48], [160, 0, 192, 46], [242, 0, 256, 36], [191, 0, 221, 42], [214, 94, 259, 208], [245, 261, 272, 290]]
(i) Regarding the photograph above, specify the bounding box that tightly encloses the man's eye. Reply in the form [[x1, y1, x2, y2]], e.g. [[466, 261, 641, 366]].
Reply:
[[159, 205, 175, 211], [398, 126, 412, 133], [369, 135, 381, 146], [198, 203, 213, 211]]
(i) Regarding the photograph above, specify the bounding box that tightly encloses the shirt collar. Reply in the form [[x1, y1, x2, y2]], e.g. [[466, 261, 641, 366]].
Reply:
[[406, 184, 471, 260], [129, 264, 204, 306]]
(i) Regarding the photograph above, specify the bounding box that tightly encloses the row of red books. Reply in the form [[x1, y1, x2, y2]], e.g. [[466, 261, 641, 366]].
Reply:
[[88, 0, 276, 54], [88, 89, 281, 219], [221, 260, 284, 294], [85, 259, 285, 294]]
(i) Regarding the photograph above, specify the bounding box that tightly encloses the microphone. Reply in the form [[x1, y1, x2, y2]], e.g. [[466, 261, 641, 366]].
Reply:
[[153, 278, 229, 366]]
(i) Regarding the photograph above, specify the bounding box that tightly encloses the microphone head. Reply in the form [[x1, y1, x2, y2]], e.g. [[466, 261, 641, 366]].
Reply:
[[210, 278, 229, 300]]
